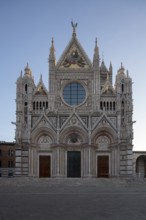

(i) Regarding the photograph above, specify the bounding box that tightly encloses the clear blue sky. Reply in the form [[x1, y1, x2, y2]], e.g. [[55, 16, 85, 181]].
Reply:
[[0, 0, 146, 151]]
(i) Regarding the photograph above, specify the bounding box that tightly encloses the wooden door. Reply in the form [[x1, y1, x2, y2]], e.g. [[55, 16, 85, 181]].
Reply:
[[98, 156, 109, 177], [67, 151, 81, 177], [39, 156, 51, 177]]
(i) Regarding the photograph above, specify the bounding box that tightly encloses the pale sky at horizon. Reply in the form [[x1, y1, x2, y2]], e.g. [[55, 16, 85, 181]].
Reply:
[[0, 0, 146, 151]]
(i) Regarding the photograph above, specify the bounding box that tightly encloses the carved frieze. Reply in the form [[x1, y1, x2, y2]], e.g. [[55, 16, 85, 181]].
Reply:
[[38, 135, 52, 144]]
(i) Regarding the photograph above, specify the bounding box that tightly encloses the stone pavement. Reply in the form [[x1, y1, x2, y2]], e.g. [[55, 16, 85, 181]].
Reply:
[[0, 177, 146, 220]]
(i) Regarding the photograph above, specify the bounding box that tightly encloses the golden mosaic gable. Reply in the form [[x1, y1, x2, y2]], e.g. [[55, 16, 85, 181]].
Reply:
[[59, 45, 90, 69]]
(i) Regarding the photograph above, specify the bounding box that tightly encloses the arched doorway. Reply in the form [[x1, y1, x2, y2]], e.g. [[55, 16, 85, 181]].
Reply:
[[97, 155, 109, 177], [67, 151, 81, 177], [39, 155, 51, 177], [136, 156, 146, 177], [59, 126, 88, 178], [31, 128, 55, 177], [96, 135, 111, 178]]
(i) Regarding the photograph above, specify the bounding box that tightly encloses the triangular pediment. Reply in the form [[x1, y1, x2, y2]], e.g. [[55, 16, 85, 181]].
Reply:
[[101, 78, 115, 95], [31, 113, 56, 132], [92, 114, 117, 132], [60, 112, 88, 132], [34, 76, 48, 96], [56, 36, 92, 70]]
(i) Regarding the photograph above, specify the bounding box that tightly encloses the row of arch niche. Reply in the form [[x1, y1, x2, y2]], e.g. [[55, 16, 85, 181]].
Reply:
[[33, 101, 48, 110], [100, 101, 116, 111], [36, 133, 111, 150]]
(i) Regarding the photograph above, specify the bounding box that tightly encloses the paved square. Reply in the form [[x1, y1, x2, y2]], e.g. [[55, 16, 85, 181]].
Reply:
[[0, 178, 146, 220]]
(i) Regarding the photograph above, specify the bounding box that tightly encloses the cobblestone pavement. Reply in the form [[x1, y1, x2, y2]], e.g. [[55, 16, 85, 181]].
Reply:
[[0, 177, 146, 220]]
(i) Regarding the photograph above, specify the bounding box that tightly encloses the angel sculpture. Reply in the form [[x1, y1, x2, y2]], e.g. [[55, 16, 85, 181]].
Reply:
[[71, 21, 78, 33]]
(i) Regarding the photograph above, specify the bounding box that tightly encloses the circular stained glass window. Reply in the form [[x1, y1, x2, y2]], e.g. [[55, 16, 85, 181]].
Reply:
[[63, 82, 86, 106]]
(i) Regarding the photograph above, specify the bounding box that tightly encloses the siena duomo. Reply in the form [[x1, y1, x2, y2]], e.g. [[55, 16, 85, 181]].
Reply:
[[15, 23, 142, 178]]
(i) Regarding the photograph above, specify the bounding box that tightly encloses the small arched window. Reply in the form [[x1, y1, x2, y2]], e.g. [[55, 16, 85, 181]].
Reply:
[[25, 84, 28, 94], [100, 102, 103, 110], [8, 149, 14, 157], [122, 101, 124, 108], [121, 84, 124, 92], [33, 102, 35, 110], [24, 102, 28, 124]]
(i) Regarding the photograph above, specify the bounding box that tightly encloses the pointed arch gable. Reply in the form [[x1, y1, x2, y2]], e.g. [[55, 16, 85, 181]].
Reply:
[[31, 127, 56, 145], [91, 127, 117, 145]]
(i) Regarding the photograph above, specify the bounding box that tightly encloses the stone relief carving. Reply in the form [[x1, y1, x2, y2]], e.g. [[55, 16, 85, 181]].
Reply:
[[62, 49, 86, 68], [38, 135, 52, 145], [71, 117, 77, 125], [96, 135, 110, 150], [67, 134, 81, 144]]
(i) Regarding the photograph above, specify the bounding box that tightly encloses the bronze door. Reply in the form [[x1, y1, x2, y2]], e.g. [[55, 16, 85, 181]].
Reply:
[[67, 151, 81, 177], [39, 156, 51, 177], [98, 156, 109, 177]]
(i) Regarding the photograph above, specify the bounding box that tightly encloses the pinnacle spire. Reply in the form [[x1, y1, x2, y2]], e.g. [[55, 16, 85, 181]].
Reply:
[[120, 62, 125, 70], [40, 74, 42, 82], [20, 70, 23, 77], [49, 37, 55, 61], [106, 72, 110, 81], [24, 63, 32, 76], [94, 37, 99, 53], [109, 61, 112, 73], [50, 38, 55, 54], [95, 37, 97, 47], [93, 37, 99, 60]]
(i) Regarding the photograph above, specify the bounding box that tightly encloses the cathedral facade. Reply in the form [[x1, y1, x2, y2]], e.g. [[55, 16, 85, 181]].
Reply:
[[15, 24, 133, 178]]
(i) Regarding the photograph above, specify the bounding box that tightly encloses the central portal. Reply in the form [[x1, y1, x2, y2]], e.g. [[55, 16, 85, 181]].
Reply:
[[67, 151, 81, 177]]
